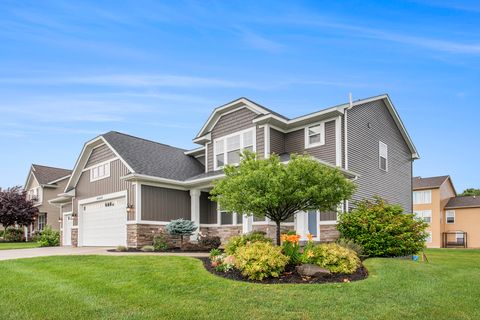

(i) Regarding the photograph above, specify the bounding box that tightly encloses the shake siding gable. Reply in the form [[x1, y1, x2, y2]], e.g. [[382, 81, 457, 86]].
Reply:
[[141, 185, 190, 221], [86, 144, 116, 167], [207, 107, 262, 171], [74, 159, 135, 215], [284, 120, 337, 165], [347, 100, 412, 212]]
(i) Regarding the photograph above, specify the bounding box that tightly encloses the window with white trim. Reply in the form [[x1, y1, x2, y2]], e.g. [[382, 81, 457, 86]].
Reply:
[[214, 129, 255, 169], [305, 122, 325, 148], [38, 214, 46, 231], [90, 162, 111, 182], [379, 141, 388, 171], [446, 210, 455, 224], [218, 209, 243, 225], [27, 187, 41, 202], [414, 210, 432, 224], [413, 190, 432, 204], [425, 231, 432, 243]]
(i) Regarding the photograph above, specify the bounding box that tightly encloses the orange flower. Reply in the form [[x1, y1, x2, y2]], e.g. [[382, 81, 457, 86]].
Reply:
[[280, 234, 288, 242], [307, 233, 313, 242], [306, 250, 314, 258]]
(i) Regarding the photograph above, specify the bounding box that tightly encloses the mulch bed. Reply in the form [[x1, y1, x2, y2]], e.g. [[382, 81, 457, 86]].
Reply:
[[106, 248, 210, 253], [199, 257, 368, 284]]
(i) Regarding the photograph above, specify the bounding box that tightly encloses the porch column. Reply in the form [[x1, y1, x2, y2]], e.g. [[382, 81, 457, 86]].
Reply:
[[295, 211, 308, 240], [190, 189, 201, 241], [242, 215, 253, 234]]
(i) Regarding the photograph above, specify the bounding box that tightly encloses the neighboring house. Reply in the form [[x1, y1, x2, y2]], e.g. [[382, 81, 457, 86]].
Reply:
[[24, 164, 72, 232], [413, 176, 480, 248], [51, 94, 418, 247]]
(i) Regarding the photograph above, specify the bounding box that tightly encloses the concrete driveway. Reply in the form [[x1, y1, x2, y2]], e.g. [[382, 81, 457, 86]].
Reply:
[[0, 246, 209, 261]]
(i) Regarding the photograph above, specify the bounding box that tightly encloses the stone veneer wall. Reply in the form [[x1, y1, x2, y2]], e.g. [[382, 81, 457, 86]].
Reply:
[[200, 226, 242, 244], [319, 224, 340, 242], [71, 228, 78, 247], [252, 224, 294, 240], [126, 224, 182, 248]]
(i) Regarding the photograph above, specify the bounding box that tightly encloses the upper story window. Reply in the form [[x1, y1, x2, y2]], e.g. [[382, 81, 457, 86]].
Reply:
[[446, 210, 455, 224], [379, 141, 388, 171], [214, 128, 255, 170], [414, 210, 432, 223], [413, 190, 432, 204], [27, 187, 41, 203], [90, 162, 111, 182], [305, 122, 325, 148]]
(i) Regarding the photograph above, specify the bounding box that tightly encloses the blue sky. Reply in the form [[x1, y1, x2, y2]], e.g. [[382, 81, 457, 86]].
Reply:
[[0, 0, 479, 192]]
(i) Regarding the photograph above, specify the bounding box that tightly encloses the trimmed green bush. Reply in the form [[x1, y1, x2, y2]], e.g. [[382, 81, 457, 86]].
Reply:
[[141, 245, 154, 252], [234, 242, 289, 280], [337, 197, 428, 257], [37, 226, 60, 247], [116, 245, 128, 252], [153, 234, 168, 251], [336, 238, 364, 257], [302, 243, 360, 274], [198, 235, 221, 250], [224, 231, 272, 255]]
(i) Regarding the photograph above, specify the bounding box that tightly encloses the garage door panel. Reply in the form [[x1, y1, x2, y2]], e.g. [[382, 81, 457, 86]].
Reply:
[[82, 197, 127, 246]]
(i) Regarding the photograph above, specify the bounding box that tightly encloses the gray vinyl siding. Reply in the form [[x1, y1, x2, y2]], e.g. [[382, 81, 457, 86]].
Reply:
[[200, 192, 217, 224], [86, 144, 116, 167], [256, 127, 265, 159], [141, 185, 191, 221], [270, 128, 285, 155], [207, 107, 263, 172], [61, 203, 72, 214], [74, 159, 135, 215], [347, 100, 413, 212], [284, 120, 337, 165]]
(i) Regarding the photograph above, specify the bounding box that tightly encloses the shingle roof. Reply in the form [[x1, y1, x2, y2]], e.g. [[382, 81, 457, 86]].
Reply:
[[32, 164, 72, 185], [412, 176, 450, 190], [445, 196, 480, 209], [185, 169, 224, 181], [102, 131, 204, 181]]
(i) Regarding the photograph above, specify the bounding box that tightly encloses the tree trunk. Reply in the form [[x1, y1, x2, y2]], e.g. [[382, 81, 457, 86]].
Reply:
[[275, 220, 281, 246]]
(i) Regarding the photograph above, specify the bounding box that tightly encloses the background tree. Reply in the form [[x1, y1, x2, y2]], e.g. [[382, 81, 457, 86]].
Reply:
[[0, 186, 38, 235], [459, 188, 480, 197], [210, 152, 356, 245]]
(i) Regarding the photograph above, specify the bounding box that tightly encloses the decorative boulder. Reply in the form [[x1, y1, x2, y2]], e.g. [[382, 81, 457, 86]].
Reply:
[[296, 264, 331, 277]]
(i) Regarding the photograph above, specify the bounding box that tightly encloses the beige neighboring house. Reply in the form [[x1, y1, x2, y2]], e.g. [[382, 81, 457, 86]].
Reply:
[[24, 164, 72, 232], [413, 175, 480, 248]]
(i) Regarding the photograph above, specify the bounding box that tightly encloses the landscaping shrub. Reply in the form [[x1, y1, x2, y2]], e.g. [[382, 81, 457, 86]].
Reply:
[[198, 235, 221, 250], [141, 245, 154, 252], [302, 243, 360, 274], [234, 242, 289, 280], [30, 231, 42, 242], [165, 219, 197, 247], [4, 228, 24, 242], [281, 233, 302, 265], [336, 238, 364, 257], [37, 226, 60, 247], [337, 197, 428, 257], [210, 253, 235, 273], [116, 245, 128, 252], [209, 248, 221, 258], [224, 231, 272, 255], [153, 234, 168, 251]]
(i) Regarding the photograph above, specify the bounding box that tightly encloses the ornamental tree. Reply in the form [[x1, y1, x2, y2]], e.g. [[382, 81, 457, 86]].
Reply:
[[0, 186, 38, 234], [210, 152, 356, 245], [165, 218, 197, 248]]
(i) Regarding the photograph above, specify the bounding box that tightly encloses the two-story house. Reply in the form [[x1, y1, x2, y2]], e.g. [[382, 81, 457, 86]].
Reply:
[[413, 175, 480, 248], [51, 94, 418, 247], [24, 164, 72, 233]]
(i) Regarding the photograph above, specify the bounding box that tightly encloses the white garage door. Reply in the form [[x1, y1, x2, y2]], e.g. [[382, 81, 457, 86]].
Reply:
[[81, 197, 127, 246]]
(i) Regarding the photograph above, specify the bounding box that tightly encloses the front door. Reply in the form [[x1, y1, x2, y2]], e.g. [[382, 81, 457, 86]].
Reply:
[[63, 213, 73, 246], [295, 210, 320, 241]]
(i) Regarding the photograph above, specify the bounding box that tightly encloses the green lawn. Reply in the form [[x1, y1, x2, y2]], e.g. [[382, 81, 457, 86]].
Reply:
[[0, 250, 478, 320], [0, 242, 41, 250]]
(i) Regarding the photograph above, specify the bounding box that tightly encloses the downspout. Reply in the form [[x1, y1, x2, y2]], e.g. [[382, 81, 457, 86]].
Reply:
[[344, 93, 354, 211]]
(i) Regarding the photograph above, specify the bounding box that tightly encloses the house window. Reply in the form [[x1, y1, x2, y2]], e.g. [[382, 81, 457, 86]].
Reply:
[[27, 187, 41, 202], [38, 214, 46, 231], [425, 231, 432, 243], [446, 210, 455, 224], [90, 162, 111, 182], [214, 128, 255, 169], [413, 190, 432, 204], [414, 210, 432, 224], [379, 141, 388, 171], [305, 122, 325, 148], [456, 232, 464, 245], [219, 208, 243, 225]]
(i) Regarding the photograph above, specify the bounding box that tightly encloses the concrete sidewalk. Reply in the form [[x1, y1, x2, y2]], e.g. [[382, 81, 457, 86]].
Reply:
[[0, 246, 209, 261]]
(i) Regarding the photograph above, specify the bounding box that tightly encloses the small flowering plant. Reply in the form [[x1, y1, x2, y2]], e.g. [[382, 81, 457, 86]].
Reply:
[[281, 233, 302, 265], [209, 249, 236, 273]]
